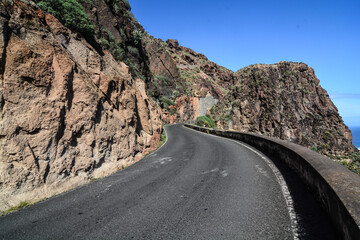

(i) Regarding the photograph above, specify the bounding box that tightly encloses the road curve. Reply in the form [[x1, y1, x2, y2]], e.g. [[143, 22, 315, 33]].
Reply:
[[0, 124, 336, 239]]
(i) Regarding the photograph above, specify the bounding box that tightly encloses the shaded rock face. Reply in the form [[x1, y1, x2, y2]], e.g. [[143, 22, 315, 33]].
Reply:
[[78, 0, 151, 81], [144, 36, 235, 121], [0, 1, 162, 210], [144, 37, 182, 98], [212, 62, 355, 154]]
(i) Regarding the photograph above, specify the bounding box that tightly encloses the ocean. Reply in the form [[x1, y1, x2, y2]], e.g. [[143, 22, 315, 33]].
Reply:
[[350, 126, 360, 149]]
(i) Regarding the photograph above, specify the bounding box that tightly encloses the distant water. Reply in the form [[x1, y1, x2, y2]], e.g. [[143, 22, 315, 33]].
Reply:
[[350, 126, 360, 149]]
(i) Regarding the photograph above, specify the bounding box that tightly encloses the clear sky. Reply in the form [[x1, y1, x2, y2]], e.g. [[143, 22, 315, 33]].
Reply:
[[130, 0, 360, 127]]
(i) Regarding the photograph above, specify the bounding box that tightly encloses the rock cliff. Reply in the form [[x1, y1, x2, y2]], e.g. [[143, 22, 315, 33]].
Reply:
[[144, 36, 235, 123], [0, 0, 357, 212], [144, 37, 356, 156], [211, 62, 355, 154], [0, 0, 161, 210]]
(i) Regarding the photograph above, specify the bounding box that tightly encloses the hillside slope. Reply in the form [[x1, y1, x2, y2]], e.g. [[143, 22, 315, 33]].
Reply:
[[143, 37, 235, 123], [211, 62, 355, 154]]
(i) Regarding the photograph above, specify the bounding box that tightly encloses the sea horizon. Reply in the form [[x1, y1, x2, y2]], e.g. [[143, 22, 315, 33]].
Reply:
[[349, 126, 360, 149]]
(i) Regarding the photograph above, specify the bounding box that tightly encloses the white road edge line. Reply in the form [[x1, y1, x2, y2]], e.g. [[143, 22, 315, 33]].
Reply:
[[184, 126, 300, 240]]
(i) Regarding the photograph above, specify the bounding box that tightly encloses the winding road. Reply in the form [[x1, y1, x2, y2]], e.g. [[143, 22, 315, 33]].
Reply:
[[0, 124, 337, 239]]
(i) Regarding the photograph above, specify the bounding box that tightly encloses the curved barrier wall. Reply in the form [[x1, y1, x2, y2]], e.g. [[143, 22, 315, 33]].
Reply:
[[185, 124, 360, 240]]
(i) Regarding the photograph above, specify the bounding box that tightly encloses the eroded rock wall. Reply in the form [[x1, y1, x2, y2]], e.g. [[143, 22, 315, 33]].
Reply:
[[212, 62, 355, 154], [144, 37, 235, 122], [0, 1, 162, 210]]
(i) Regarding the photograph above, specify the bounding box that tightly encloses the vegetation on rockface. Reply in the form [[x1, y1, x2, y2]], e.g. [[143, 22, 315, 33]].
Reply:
[[172, 51, 228, 98], [160, 97, 177, 115], [327, 152, 360, 175], [92, 0, 149, 80], [141, 35, 185, 102], [195, 115, 216, 129], [142, 35, 233, 113], [158, 127, 167, 148], [161, 97, 175, 109], [35, 0, 166, 116], [36, 0, 149, 81], [0, 201, 32, 216], [133, 30, 143, 45], [144, 127, 167, 157], [214, 62, 354, 153], [37, 0, 94, 37], [310, 144, 359, 175], [89, 176, 100, 183]]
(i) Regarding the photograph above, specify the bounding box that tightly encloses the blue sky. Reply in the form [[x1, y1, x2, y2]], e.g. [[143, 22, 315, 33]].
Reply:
[[130, 0, 360, 127]]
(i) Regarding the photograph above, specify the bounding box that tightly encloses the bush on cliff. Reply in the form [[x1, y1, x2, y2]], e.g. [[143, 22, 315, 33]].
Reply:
[[161, 97, 175, 109], [195, 115, 216, 128], [37, 0, 94, 37]]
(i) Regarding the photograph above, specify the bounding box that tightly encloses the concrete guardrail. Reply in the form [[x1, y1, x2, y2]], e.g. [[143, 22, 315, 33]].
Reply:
[[185, 124, 360, 240]]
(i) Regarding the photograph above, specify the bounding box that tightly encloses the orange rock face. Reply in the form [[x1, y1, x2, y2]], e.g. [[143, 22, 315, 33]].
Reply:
[[0, 1, 162, 210]]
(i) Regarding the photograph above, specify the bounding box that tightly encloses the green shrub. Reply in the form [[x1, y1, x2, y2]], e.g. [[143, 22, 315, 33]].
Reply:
[[195, 115, 216, 128], [156, 75, 170, 84], [100, 38, 110, 48], [1, 201, 32, 216], [302, 89, 309, 94], [123, 58, 141, 78], [157, 127, 166, 148], [89, 176, 99, 182], [224, 114, 233, 121], [320, 144, 330, 150], [133, 30, 143, 45], [127, 46, 140, 57], [322, 131, 333, 141], [112, 48, 126, 61], [161, 97, 175, 109], [104, 29, 115, 42], [37, 0, 94, 37], [24, 19, 36, 28], [310, 146, 318, 152], [169, 108, 177, 115], [172, 90, 179, 98]]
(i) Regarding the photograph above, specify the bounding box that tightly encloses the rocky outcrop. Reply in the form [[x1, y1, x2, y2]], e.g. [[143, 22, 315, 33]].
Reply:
[[144, 38, 355, 156], [0, 0, 162, 211], [161, 96, 200, 124], [0, 0, 357, 212], [143, 36, 235, 121], [211, 62, 355, 154]]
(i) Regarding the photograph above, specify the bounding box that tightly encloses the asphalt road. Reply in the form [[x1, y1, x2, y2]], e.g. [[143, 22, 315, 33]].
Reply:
[[0, 124, 336, 239]]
